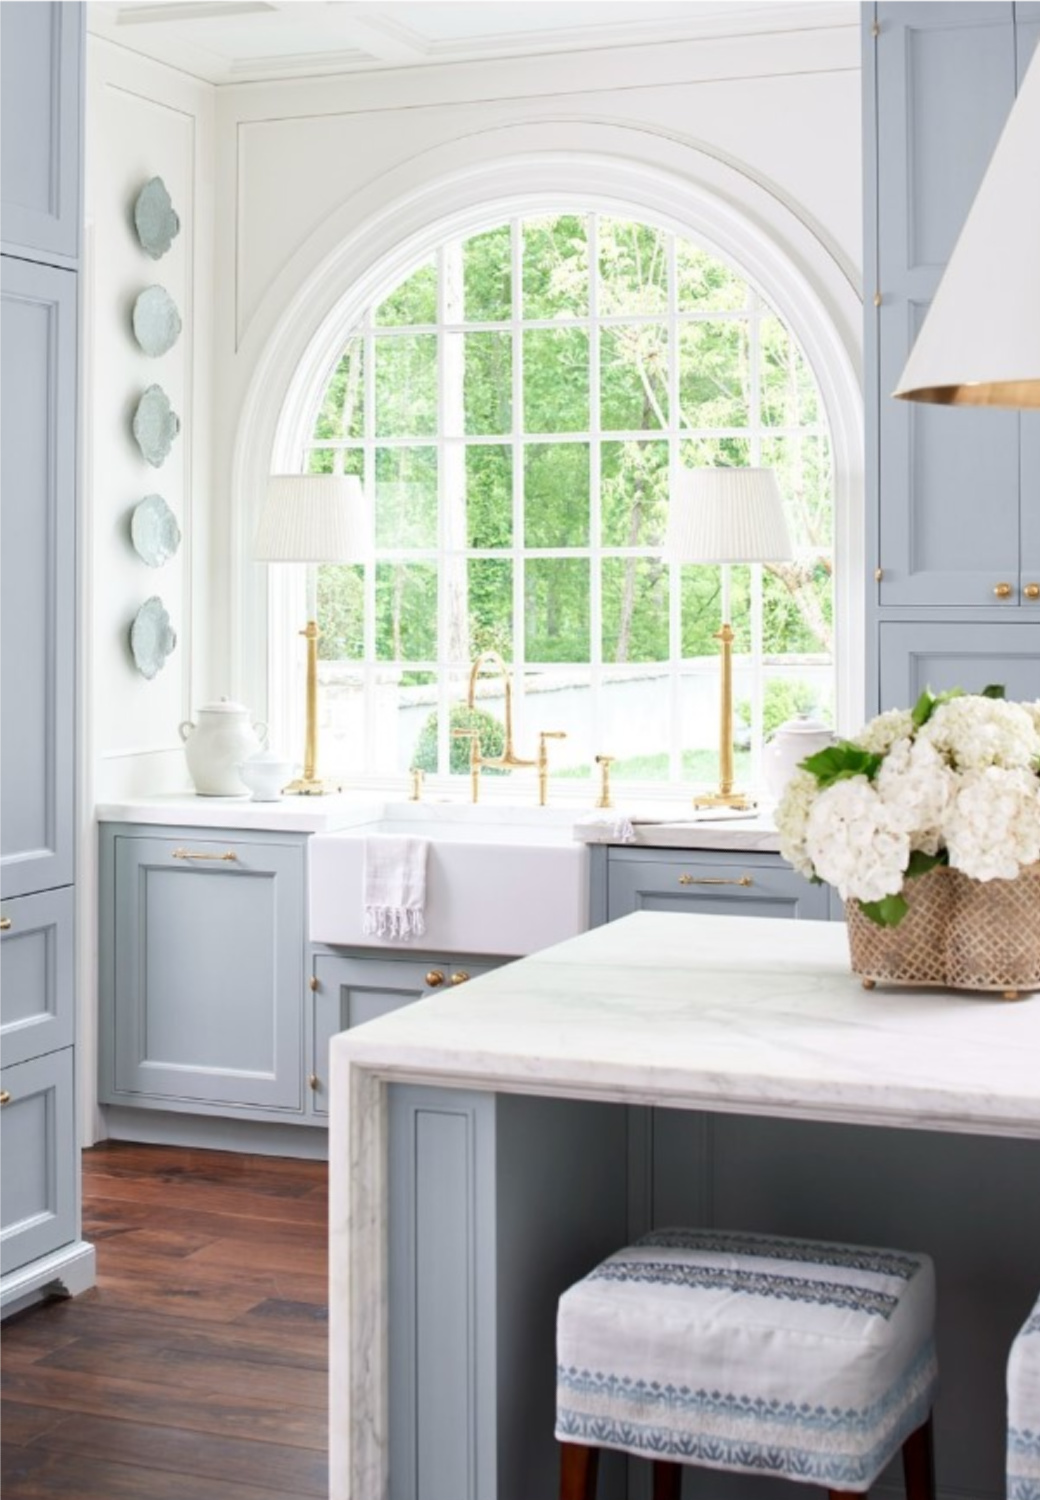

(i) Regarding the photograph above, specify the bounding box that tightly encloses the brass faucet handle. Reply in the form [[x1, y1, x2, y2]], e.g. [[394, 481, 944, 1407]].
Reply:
[[452, 728, 482, 803], [536, 731, 567, 808], [594, 753, 615, 809]]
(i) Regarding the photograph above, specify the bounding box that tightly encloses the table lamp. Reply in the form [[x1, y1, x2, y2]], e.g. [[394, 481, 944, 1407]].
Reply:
[[254, 474, 370, 795], [667, 467, 793, 810]]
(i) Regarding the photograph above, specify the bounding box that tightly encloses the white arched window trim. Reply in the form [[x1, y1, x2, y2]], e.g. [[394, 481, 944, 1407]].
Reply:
[[232, 149, 863, 787]]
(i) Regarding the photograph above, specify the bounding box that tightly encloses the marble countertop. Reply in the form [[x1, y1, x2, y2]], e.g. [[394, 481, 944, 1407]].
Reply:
[[334, 911, 1040, 1138], [94, 791, 389, 834]]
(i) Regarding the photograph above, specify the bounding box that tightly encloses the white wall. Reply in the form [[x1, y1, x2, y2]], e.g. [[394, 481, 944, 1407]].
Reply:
[[208, 19, 863, 725]]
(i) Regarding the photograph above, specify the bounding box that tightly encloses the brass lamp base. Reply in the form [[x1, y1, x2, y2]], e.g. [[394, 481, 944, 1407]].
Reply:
[[284, 775, 343, 798], [692, 789, 757, 811]]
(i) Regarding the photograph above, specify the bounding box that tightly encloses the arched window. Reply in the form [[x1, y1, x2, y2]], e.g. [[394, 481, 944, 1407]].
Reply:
[[296, 212, 834, 794]]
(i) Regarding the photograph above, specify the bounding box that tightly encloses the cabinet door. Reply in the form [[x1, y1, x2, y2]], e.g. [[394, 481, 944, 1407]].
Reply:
[[607, 852, 829, 923], [0, 256, 76, 899], [0, 886, 73, 1067], [107, 835, 305, 1113], [0, 1048, 75, 1276], [878, 622, 1040, 707], [310, 953, 499, 1116], [0, 2, 83, 265], [875, 4, 1022, 607]]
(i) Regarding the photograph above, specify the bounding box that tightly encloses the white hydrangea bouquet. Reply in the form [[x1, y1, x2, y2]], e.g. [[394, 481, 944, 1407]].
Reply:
[[776, 686, 1040, 929]]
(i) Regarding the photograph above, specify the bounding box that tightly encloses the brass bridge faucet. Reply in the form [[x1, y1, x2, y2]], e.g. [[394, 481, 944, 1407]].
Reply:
[[453, 651, 566, 803]]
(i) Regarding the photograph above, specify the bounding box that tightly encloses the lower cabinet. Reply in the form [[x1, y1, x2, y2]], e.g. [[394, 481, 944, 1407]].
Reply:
[[0, 1048, 76, 1277], [878, 621, 1040, 707], [604, 848, 830, 923], [309, 953, 502, 1116], [1, 885, 74, 1069], [99, 826, 307, 1119]]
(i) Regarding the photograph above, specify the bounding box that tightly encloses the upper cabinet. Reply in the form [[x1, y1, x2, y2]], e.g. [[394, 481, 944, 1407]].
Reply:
[[869, 3, 1040, 610], [0, 2, 84, 267]]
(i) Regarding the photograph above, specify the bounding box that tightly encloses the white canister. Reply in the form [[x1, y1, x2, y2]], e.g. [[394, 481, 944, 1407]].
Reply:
[[179, 698, 268, 797], [238, 749, 294, 803], [762, 714, 835, 802]]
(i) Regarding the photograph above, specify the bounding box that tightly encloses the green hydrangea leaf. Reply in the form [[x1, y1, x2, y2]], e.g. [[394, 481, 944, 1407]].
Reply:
[[904, 849, 947, 879], [980, 683, 1006, 699], [858, 892, 909, 928], [800, 743, 883, 788], [910, 689, 935, 728]]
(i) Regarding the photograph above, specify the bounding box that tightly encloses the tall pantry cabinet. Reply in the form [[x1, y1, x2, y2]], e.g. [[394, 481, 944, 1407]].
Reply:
[[0, 1, 94, 1312], [864, 2, 1040, 707]]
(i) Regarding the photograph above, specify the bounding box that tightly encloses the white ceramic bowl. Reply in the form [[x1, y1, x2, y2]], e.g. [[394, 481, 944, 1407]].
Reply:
[[238, 751, 294, 802]]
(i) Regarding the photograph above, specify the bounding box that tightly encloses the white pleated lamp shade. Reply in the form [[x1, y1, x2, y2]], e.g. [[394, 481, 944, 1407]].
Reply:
[[894, 49, 1040, 409], [666, 468, 793, 564], [254, 475, 371, 563]]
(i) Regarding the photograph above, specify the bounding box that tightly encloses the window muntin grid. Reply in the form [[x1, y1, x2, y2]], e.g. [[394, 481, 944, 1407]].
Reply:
[[302, 213, 834, 791]]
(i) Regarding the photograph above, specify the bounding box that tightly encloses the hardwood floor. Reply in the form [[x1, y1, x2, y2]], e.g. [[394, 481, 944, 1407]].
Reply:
[[1, 1142, 329, 1499]]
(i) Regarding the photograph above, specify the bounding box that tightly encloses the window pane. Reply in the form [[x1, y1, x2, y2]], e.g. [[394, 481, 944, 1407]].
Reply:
[[523, 327, 589, 433], [376, 563, 437, 660], [308, 447, 364, 479], [524, 443, 589, 548], [760, 313, 821, 427], [376, 259, 437, 326], [763, 560, 833, 657], [466, 445, 511, 547], [464, 332, 512, 435], [523, 214, 588, 319], [679, 321, 750, 427], [525, 559, 590, 662], [760, 670, 834, 738], [307, 447, 335, 475], [598, 218, 668, 315], [602, 559, 669, 663], [761, 433, 833, 550], [601, 440, 668, 547], [465, 225, 512, 322], [679, 436, 751, 470], [681, 665, 753, 789], [314, 338, 364, 440], [375, 334, 437, 436], [676, 244, 749, 312], [317, 563, 364, 661], [375, 447, 437, 548], [468, 558, 513, 658], [600, 324, 668, 431], [680, 563, 722, 658]]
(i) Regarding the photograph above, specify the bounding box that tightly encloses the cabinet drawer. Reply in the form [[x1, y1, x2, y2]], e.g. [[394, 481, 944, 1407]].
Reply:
[[105, 833, 305, 1114], [1, 1048, 76, 1276], [1, 886, 74, 1066], [607, 852, 828, 922], [309, 953, 500, 1116]]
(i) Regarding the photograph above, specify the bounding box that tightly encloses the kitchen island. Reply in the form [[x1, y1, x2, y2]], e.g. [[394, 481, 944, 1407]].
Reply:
[[330, 912, 1040, 1500]]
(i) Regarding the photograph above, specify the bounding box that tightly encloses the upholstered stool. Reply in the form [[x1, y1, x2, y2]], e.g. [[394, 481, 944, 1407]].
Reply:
[[556, 1228, 937, 1498], [1008, 1293, 1040, 1500]]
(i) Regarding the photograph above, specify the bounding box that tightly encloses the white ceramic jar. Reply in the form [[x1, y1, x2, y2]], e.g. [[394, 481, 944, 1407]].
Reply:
[[762, 714, 835, 802], [238, 749, 294, 803], [179, 698, 268, 797]]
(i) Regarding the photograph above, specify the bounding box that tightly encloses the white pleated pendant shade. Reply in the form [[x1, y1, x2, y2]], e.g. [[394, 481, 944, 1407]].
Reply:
[[894, 49, 1040, 408], [666, 467, 793, 564], [254, 475, 371, 563]]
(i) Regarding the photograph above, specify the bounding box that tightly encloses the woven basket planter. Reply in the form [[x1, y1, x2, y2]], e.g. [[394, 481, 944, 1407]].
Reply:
[[846, 864, 1040, 998]]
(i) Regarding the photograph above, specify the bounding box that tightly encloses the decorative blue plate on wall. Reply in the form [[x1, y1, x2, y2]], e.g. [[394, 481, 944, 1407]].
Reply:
[[130, 596, 177, 679], [132, 384, 181, 468], [133, 177, 181, 260], [132, 286, 182, 357], [131, 493, 181, 566]]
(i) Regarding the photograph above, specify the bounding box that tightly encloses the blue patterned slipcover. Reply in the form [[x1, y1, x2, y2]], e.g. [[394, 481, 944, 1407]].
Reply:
[[1008, 1296, 1040, 1500], [556, 1229, 937, 1488]]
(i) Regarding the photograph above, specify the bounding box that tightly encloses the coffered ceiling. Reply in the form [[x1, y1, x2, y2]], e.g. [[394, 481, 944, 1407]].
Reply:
[[87, 1, 858, 84]]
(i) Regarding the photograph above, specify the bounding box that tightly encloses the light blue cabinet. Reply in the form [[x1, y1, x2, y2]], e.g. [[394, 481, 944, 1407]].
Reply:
[[0, 255, 77, 900], [595, 847, 830, 926], [879, 621, 1040, 706], [0, 886, 74, 1069], [0, 1, 83, 267], [99, 827, 307, 1118], [0, 1048, 76, 1278]]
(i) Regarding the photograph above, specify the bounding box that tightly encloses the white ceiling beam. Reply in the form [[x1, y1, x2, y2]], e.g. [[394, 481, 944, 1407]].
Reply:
[[266, 3, 429, 63]]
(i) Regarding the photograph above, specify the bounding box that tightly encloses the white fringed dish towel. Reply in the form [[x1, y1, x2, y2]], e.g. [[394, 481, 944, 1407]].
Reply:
[[362, 836, 428, 941]]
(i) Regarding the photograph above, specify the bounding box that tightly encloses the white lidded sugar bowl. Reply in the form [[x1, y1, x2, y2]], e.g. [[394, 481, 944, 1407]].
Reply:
[[762, 714, 835, 802], [179, 698, 268, 797], [238, 749, 294, 803]]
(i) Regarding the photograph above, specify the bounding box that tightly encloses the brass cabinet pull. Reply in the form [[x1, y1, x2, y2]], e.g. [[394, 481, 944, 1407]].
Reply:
[[993, 582, 1013, 599], [308, 975, 319, 992], [308, 1073, 320, 1092], [450, 971, 470, 986], [425, 970, 445, 987], [0, 1091, 10, 1106], [1025, 583, 1040, 600], [0, 916, 11, 932], [172, 848, 238, 862], [678, 874, 753, 888]]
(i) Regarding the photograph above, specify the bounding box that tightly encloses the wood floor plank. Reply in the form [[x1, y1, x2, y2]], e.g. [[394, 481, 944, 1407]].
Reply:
[[1, 1445, 319, 1500], [0, 1403, 70, 1446]]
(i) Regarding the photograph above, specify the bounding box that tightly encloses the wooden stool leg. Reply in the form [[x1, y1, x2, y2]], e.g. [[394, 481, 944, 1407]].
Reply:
[[560, 1442, 599, 1500], [652, 1459, 684, 1500], [902, 1415, 936, 1500]]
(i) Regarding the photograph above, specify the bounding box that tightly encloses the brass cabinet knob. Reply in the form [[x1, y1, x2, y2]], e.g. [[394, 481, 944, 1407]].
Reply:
[[0, 916, 11, 932], [450, 971, 470, 986], [1024, 583, 1040, 600], [0, 1091, 10, 1106], [308, 1073, 320, 1092], [308, 975, 319, 992], [425, 970, 445, 987], [993, 582, 1013, 598]]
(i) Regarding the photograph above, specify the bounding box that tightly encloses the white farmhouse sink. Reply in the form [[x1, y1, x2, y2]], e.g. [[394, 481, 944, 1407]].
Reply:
[[309, 817, 589, 956]]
